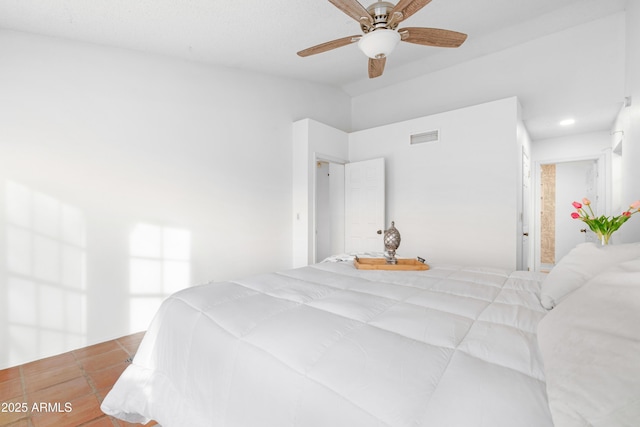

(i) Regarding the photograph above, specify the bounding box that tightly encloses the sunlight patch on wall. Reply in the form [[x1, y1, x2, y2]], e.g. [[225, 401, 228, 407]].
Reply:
[[3, 181, 87, 367], [129, 224, 190, 332]]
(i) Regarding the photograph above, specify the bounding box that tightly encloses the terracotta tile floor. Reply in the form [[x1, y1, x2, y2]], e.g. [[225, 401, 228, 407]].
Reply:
[[0, 332, 157, 427]]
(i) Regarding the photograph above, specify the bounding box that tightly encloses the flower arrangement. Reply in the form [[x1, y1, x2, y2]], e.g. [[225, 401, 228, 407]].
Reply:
[[571, 198, 640, 244]]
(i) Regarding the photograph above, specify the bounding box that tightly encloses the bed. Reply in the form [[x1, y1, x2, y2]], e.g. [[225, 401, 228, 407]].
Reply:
[[101, 246, 640, 427]]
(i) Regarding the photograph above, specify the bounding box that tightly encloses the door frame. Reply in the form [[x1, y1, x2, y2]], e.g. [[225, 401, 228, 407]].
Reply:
[[532, 153, 607, 271]]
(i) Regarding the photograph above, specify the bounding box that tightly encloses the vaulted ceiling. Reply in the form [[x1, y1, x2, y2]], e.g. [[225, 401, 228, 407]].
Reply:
[[0, 0, 629, 140]]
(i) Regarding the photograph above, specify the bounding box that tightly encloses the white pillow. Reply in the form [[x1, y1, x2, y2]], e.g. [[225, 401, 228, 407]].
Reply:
[[540, 242, 640, 309], [537, 258, 640, 427]]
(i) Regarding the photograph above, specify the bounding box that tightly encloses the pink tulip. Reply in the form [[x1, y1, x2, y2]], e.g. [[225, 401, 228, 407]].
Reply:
[[572, 201, 582, 209], [582, 198, 591, 205], [623, 211, 632, 217], [571, 212, 580, 219], [630, 200, 640, 210]]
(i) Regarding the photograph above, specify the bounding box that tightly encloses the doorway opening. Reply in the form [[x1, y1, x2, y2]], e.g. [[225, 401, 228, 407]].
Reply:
[[313, 155, 346, 263], [313, 155, 386, 264], [536, 157, 603, 271]]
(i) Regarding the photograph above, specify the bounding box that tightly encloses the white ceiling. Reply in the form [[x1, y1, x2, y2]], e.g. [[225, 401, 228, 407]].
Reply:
[[0, 0, 629, 140]]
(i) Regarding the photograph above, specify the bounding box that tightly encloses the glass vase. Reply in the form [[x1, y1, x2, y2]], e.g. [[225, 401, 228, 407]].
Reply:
[[597, 232, 612, 245]]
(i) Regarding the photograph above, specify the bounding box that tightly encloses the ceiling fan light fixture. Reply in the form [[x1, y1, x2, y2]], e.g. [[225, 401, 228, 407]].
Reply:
[[358, 29, 401, 59]]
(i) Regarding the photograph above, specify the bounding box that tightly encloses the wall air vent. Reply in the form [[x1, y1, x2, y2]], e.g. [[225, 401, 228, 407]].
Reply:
[[410, 129, 440, 145]]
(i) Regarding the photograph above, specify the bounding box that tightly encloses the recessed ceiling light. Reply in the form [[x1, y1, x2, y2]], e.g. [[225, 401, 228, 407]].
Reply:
[[559, 118, 575, 126]]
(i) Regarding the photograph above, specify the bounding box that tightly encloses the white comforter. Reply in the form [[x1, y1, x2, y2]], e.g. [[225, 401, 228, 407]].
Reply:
[[101, 262, 553, 427]]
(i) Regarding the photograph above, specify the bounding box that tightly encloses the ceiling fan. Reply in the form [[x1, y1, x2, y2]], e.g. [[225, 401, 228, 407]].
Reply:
[[297, 0, 467, 78]]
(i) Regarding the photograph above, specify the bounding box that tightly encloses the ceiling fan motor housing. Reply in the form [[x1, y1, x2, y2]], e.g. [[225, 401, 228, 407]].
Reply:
[[361, 1, 398, 32]]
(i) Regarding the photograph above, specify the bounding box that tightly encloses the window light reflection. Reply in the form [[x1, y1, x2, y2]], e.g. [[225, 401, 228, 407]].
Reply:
[[129, 224, 191, 332], [3, 181, 87, 367]]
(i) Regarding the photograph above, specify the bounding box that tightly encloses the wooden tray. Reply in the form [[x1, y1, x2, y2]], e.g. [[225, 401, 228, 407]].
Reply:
[[354, 257, 429, 271]]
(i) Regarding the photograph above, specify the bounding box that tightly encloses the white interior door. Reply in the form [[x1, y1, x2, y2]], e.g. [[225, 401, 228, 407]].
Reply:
[[521, 151, 531, 271], [345, 158, 385, 253], [329, 162, 345, 257]]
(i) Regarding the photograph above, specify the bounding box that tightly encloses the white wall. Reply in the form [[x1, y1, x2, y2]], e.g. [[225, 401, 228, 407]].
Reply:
[[618, 0, 640, 243], [0, 30, 351, 368], [349, 97, 520, 269]]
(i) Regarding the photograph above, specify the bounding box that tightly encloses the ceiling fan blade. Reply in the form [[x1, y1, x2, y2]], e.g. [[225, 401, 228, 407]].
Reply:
[[328, 0, 374, 28], [399, 27, 467, 48], [368, 57, 386, 78], [390, 0, 432, 23], [297, 35, 362, 57]]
